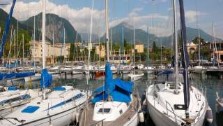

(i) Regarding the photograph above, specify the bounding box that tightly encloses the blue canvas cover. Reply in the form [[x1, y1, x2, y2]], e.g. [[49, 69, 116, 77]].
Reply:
[[0, 72, 35, 80], [40, 69, 52, 88], [157, 69, 173, 76], [15, 72, 35, 78], [92, 62, 133, 103]]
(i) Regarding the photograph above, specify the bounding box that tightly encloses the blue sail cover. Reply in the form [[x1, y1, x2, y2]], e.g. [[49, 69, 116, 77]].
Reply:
[[92, 62, 133, 103], [40, 69, 52, 88], [157, 69, 173, 76], [0, 72, 35, 80]]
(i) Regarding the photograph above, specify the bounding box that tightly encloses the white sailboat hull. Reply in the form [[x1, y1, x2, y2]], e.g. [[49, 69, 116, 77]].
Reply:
[[191, 66, 206, 74], [24, 74, 41, 82], [0, 86, 87, 126], [147, 101, 206, 126], [11, 105, 83, 126], [128, 73, 144, 81], [123, 112, 138, 126], [72, 70, 83, 74], [146, 84, 207, 126]]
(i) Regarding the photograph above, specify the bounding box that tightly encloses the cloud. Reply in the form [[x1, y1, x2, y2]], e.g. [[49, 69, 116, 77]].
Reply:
[[2, 0, 105, 36], [129, 7, 143, 17], [110, 12, 170, 37], [185, 10, 207, 23], [2, 1, 171, 37]]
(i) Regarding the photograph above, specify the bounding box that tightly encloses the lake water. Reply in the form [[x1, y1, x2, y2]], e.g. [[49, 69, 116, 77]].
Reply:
[[19, 72, 223, 126]]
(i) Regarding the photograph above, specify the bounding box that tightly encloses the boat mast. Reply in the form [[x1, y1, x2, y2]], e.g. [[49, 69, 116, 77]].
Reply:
[[133, 20, 136, 75], [34, 15, 36, 69], [87, 0, 94, 85], [42, 0, 46, 69], [42, 0, 46, 100], [179, 0, 190, 118], [212, 23, 219, 67], [173, 0, 179, 93], [105, 0, 109, 62], [195, 0, 201, 66], [146, 26, 150, 66], [22, 34, 24, 67]]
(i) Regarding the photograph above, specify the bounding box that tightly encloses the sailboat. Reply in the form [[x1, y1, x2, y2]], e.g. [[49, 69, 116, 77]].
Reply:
[[127, 21, 144, 81], [146, 0, 208, 126], [79, 0, 140, 125], [191, 27, 206, 74], [25, 14, 41, 82], [143, 27, 155, 74], [0, 85, 43, 116], [0, 0, 46, 117], [0, 0, 87, 125]]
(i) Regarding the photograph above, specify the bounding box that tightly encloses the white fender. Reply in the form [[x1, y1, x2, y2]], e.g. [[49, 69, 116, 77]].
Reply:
[[75, 113, 80, 123], [206, 106, 213, 123], [139, 111, 144, 123]]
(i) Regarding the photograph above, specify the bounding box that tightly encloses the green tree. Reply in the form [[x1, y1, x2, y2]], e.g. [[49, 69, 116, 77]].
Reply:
[[69, 43, 74, 61], [192, 37, 205, 45], [152, 41, 158, 53]]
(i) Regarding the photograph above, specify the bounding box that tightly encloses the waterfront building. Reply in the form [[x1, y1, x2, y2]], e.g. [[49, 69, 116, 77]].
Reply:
[[30, 41, 70, 65]]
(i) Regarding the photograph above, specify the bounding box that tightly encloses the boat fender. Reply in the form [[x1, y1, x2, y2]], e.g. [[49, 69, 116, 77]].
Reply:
[[206, 106, 213, 124], [139, 110, 144, 123], [75, 113, 80, 123], [72, 112, 76, 122], [143, 99, 146, 106]]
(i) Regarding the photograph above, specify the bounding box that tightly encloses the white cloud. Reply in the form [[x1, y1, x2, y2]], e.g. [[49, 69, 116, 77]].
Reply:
[[129, 7, 143, 17], [110, 12, 170, 37], [2, 1, 171, 37], [185, 10, 207, 23], [2, 0, 105, 36]]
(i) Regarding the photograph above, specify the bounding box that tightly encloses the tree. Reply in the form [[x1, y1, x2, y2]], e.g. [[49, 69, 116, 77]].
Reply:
[[192, 37, 205, 45], [152, 41, 158, 53], [69, 43, 74, 61]]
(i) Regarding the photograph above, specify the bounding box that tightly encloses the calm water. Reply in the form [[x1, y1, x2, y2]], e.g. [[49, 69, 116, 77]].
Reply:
[[18, 72, 223, 126]]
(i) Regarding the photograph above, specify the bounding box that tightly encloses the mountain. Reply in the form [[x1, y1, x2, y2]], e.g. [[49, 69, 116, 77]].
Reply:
[[105, 22, 222, 47], [185, 27, 221, 42], [0, 9, 27, 34], [80, 33, 99, 42], [0, 8, 81, 43], [22, 13, 81, 43], [101, 22, 158, 46]]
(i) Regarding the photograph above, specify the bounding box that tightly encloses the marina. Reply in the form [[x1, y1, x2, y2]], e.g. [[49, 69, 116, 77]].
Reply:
[[0, 70, 221, 126], [0, 0, 223, 126]]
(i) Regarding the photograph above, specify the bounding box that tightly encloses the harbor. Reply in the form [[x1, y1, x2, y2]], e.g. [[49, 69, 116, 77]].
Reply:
[[3, 70, 222, 126], [1, 0, 223, 126]]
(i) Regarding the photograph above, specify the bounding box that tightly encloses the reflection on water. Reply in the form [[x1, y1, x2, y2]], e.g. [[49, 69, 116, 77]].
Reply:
[[17, 73, 223, 126]]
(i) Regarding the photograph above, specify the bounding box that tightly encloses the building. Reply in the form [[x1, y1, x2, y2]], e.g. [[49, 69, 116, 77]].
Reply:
[[187, 42, 197, 54], [210, 42, 223, 63], [95, 44, 106, 58], [135, 42, 144, 53], [30, 41, 70, 65]]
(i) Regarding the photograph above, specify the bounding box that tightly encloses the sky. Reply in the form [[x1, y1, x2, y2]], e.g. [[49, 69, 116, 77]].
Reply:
[[1, 0, 223, 39]]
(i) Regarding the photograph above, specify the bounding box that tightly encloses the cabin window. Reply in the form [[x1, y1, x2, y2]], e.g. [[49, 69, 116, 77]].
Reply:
[[65, 93, 84, 104], [98, 108, 111, 113], [21, 94, 31, 100], [73, 93, 84, 100]]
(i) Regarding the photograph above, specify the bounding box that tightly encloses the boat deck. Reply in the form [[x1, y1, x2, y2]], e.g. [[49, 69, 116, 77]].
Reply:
[[79, 95, 140, 126]]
